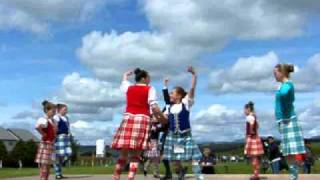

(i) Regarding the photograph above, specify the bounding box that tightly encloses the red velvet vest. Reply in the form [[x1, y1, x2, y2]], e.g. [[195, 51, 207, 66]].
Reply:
[[42, 119, 56, 142], [246, 115, 258, 136], [125, 85, 151, 116]]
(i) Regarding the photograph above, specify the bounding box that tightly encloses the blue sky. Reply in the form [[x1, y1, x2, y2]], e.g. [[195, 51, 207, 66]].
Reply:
[[0, 0, 320, 145]]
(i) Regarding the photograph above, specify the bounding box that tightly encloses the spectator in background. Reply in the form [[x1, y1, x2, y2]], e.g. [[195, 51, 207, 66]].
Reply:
[[200, 148, 216, 174], [304, 140, 315, 174], [267, 136, 281, 174]]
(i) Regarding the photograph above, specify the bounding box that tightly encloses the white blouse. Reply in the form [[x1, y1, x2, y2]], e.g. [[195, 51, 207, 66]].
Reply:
[[246, 114, 255, 125], [120, 80, 158, 106], [36, 117, 54, 128], [164, 95, 194, 115], [53, 114, 69, 126]]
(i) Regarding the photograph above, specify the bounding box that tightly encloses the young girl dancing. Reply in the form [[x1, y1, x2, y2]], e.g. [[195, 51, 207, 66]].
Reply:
[[143, 117, 162, 178], [35, 101, 57, 180], [53, 103, 72, 179], [244, 101, 264, 180], [111, 68, 165, 180], [274, 64, 306, 180], [163, 66, 204, 180]]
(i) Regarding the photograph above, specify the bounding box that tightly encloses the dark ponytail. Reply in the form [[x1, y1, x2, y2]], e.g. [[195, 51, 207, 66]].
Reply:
[[134, 68, 149, 82], [245, 101, 255, 112]]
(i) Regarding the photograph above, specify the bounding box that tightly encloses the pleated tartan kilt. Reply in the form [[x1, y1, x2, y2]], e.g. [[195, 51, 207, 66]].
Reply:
[[55, 134, 72, 159], [244, 135, 264, 157], [145, 139, 160, 158], [279, 117, 306, 156], [35, 141, 55, 165], [112, 113, 150, 150], [163, 132, 202, 161]]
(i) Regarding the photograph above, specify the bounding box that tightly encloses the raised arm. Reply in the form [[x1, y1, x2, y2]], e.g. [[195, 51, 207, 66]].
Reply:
[[120, 70, 133, 93], [187, 66, 197, 99], [122, 70, 133, 81], [163, 77, 171, 105]]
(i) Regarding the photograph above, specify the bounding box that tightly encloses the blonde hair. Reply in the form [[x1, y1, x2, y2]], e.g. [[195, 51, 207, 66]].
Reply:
[[275, 64, 294, 78]]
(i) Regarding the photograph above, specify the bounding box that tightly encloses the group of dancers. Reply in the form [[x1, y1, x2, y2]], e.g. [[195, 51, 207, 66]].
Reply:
[[35, 102, 72, 180], [34, 63, 307, 180]]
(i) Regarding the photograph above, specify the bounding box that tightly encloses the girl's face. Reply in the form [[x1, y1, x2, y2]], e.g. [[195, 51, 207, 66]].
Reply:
[[59, 106, 68, 116], [273, 67, 284, 82], [47, 108, 56, 118], [170, 89, 182, 103], [244, 107, 250, 116]]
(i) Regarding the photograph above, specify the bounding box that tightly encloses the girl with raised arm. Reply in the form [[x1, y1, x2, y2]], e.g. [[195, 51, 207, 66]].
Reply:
[[274, 64, 306, 180], [163, 66, 204, 180], [111, 68, 165, 180]]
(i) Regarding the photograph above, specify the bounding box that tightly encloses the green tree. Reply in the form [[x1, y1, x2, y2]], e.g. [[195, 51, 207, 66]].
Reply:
[[10, 141, 27, 167], [0, 140, 7, 160], [70, 136, 80, 164], [24, 140, 37, 167]]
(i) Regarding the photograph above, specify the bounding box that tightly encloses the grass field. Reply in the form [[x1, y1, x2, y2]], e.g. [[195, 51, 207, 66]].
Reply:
[[0, 161, 319, 179]]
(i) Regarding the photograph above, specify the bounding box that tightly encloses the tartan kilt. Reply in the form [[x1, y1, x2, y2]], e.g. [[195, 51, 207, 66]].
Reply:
[[279, 117, 306, 156], [55, 134, 72, 159], [35, 141, 55, 165], [112, 113, 150, 150], [244, 135, 264, 156], [163, 132, 202, 161], [145, 139, 160, 158]]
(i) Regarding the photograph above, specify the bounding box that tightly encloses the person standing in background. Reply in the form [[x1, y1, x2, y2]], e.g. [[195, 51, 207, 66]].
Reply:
[[304, 140, 315, 174], [267, 136, 281, 174], [244, 101, 264, 180], [274, 64, 306, 180]]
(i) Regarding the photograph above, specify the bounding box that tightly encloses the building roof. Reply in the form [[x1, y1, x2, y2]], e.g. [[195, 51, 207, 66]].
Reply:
[[7, 128, 40, 142], [0, 127, 19, 141]]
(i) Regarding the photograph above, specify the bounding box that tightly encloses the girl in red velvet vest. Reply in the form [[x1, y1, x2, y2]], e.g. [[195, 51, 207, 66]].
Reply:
[[244, 101, 264, 180], [35, 101, 57, 180], [111, 68, 166, 180]]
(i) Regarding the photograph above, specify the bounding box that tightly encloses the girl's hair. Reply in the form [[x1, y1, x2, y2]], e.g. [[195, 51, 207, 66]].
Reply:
[[42, 100, 56, 113], [275, 64, 294, 78], [245, 101, 255, 112], [174, 86, 187, 98], [134, 68, 149, 82], [57, 103, 67, 111]]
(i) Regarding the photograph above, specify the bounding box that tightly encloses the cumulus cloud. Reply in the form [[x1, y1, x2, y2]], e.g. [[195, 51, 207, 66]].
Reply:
[[71, 120, 116, 145], [209, 51, 320, 93], [0, 0, 109, 34], [53, 72, 124, 122], [77, 0, 320, 82]]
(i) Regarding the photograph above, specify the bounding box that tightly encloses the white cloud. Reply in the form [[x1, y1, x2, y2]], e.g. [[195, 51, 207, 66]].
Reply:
[[209, 51, 320, 93], [71, 120, 116, 145], [209, 51, 279, 93], [0, 0, 108, 34], [53, 72, 124, 122], [77, 0, 320, 82], [77, 31, 198, 82]]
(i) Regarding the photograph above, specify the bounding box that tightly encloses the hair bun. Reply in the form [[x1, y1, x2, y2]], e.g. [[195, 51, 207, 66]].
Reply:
[[134, 68, 141, 75], [42, 100, 49, 107], [287, 64, 294, 73]]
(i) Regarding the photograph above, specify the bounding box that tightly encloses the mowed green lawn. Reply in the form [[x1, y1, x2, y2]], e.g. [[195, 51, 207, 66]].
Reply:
[[0, 161, 319, 179]]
